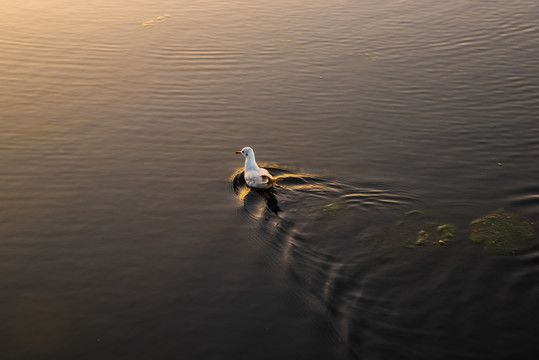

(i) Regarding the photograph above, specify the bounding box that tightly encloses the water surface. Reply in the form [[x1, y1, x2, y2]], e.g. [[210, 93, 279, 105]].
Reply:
[[1, 1, 539, 359]]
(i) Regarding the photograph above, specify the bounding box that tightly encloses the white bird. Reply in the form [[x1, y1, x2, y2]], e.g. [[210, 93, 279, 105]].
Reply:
[[235, 147, 274, 189]]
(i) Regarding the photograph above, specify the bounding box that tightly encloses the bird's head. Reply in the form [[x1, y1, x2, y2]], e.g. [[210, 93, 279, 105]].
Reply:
[[235, 147, 254, 159]]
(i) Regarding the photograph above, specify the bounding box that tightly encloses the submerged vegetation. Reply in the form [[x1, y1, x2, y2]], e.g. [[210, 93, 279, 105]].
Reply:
[[322, 202, 344, 216], [382, 210, 457, 249], [378, 208, 537, 255], [470, 208, 536, 255]]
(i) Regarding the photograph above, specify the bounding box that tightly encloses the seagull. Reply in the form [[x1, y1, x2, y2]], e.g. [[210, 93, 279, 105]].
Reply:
[[235, 147, 274, 189]]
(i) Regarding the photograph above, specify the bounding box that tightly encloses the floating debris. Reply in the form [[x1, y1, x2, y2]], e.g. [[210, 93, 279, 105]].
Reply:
[[142, 14, 171, 27], [470, 208, 536, 255]]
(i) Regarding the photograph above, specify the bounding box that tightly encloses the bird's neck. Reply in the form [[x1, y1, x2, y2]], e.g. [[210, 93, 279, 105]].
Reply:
[[244, 155, 258, 170]]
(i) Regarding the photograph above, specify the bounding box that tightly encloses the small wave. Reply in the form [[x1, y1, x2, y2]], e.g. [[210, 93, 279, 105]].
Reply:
[[506, 186, 539, 218]]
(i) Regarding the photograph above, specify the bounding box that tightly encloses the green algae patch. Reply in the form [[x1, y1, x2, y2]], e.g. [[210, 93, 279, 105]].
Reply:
[[322, 203, 343, 216], [382, 210, 457, 249], [470, 209, 536, 255], [437, 224, 457, 241]]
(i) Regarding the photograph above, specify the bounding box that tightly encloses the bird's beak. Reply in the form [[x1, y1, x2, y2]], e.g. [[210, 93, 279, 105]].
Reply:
[[235, 151, 242, 154]]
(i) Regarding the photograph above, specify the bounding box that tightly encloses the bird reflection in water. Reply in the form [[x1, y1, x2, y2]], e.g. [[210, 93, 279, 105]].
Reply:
[[231, 170, 281, 216]]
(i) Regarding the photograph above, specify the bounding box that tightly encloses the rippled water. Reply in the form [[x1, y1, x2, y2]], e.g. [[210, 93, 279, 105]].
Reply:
[[1, 1, 539, 359]]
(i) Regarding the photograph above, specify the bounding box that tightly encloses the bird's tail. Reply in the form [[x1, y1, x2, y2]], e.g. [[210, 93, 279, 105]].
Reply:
[[261, 175, 278, 187]]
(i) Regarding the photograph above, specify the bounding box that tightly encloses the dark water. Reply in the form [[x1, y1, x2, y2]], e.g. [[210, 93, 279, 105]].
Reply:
[[1, 1, 539, 359]]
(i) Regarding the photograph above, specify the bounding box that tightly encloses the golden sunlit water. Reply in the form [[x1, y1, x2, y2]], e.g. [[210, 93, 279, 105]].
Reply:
[[1, 1, 539, 359]]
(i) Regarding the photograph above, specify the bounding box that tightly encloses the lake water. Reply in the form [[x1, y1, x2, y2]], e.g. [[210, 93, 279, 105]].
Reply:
[[1, 0, 539, 359]]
